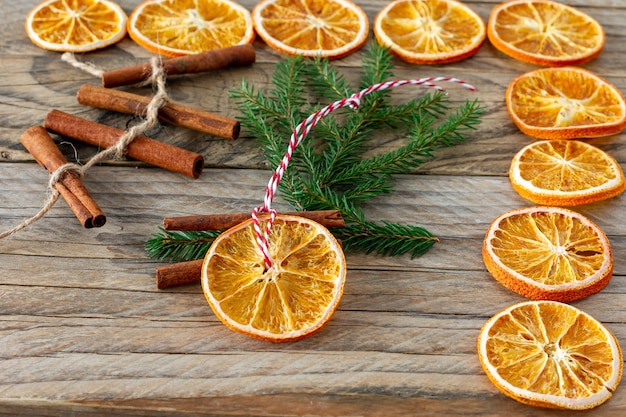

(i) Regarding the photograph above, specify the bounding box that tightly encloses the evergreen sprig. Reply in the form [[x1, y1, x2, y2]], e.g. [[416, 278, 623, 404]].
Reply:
[[145, 43, 483, 263], [145, 228, 222, 262]]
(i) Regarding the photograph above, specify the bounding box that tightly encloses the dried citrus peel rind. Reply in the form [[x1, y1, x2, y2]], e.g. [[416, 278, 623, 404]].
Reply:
[[506, 67, 626, 140], [26, 0, 128, 53], [373, 0, 486, 64], [128, 0, 255, 57], [251, 0, 369, 59], [478, 300, 623, 410], [487, 0, 605, 66], [482, 206, 613, 302], [509, 140, 626, 206], [201, 214, 346, 342]]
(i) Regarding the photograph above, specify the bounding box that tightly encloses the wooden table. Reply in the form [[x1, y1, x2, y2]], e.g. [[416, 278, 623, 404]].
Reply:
[[2, 1, 626, 415]]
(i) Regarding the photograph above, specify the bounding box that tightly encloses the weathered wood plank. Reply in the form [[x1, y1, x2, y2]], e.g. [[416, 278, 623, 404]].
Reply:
[[3, 0, 626, 415], [3, 1, 626, 174], [2, 162, 626, 416]]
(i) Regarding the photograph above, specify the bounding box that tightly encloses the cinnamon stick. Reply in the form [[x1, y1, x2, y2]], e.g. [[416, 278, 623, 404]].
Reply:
[[20, 126, 106, 228], [43, 110, 204, 179], [163, 210, 346, 231], [77, 85, 240, 139], [102, 44, 256, 88], [156, 259, 203, 289]]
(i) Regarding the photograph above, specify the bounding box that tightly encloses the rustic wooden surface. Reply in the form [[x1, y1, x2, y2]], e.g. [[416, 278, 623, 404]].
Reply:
[[2, 0, 626, 416]]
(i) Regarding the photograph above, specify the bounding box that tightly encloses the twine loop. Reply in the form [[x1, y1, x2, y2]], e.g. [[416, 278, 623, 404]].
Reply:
[[48, 162, 84, 188], [251, 77, 475, 268], [61, 52, 104, 78]]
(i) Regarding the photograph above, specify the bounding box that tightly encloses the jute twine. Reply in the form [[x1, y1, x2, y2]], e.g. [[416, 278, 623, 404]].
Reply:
[[0, 53, 169, 239]]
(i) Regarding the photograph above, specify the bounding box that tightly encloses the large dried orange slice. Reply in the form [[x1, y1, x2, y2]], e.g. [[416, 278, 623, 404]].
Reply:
[[201, 214, 346, 342], [373, 0, 486, 64], [251, 0, 368, 59], [25, 0, 127, 53], [128, 0, 254, 58], [510, 140, 626, 206], [506, 67, 626, 140], [483, 206, 612, 302], [488, 0, 605, 66], [478, 300, 623, 410]]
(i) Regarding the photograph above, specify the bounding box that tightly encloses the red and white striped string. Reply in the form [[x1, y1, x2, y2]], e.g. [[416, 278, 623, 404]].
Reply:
[[252, 77, 475, 268]]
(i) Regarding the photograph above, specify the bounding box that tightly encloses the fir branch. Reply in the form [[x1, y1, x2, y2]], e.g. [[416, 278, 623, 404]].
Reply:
[[268, 55, 309, 133], [335, 221, 438, 259], [338, 175, 395, 205], [315, 88, 392, 185], [296, 45, 402, 186], [146, 42, 483, 263], [145, 228, 222, 263], [231, 57, 313, 200], [360, 43, 395, 89], [304, 56, 354, 101], [330, 98, 483, 183], [230, 81, 284, 167]]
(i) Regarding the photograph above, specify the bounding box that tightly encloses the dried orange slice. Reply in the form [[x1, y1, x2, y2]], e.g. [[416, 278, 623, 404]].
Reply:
[[251, 0, 368, 59], [201, 214, 346, 342], [487, 0, 605, 66], [506, 67, 626, 140], [373, 0, 486, 64], [510, 140, 626, 206], [25, 0, 127, 53], [483, 206, 612, 302], [128, 0, 254, 58], [478, 300, 623, 410]]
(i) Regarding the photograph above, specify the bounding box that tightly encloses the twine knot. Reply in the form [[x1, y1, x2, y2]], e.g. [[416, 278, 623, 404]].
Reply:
[[346, 93, 361, 110], [48, 162, 84, 189]]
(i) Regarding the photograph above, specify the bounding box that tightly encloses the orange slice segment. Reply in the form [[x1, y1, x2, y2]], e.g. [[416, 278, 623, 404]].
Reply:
[[373, 0, 486, 64], [510, 140, 626, 206], [482, 206, 613, 302], [506, 67, 626, 140], [128, 0, 254, 58], [487, 0, 605, 66], [478, 300, 623, 410], [201, 214, 346, 342], [251, 0, 369, 59], [25, 0, 128, 53]]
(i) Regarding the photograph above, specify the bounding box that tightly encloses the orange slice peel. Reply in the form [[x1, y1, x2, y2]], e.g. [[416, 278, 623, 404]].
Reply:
[[510, 140, 626, 206], [25, 0, 128, 53], [128, 0, 255, 57], [251, 0, 369, 59], [478, 300, 623, 410], [373, 0, 486, 64], [488, 0, 605, 66], [201, 214, 346, 342], [506, 67, 626, 140], [482, 206, 613, 302]]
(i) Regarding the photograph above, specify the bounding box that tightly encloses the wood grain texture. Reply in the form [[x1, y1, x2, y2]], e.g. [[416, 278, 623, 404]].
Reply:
[[2, 0, 626, 416]]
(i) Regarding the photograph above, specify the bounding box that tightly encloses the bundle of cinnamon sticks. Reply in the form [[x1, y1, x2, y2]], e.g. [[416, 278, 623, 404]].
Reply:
[[21, 126, 106, 228], [20, 44, 256, 228]]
